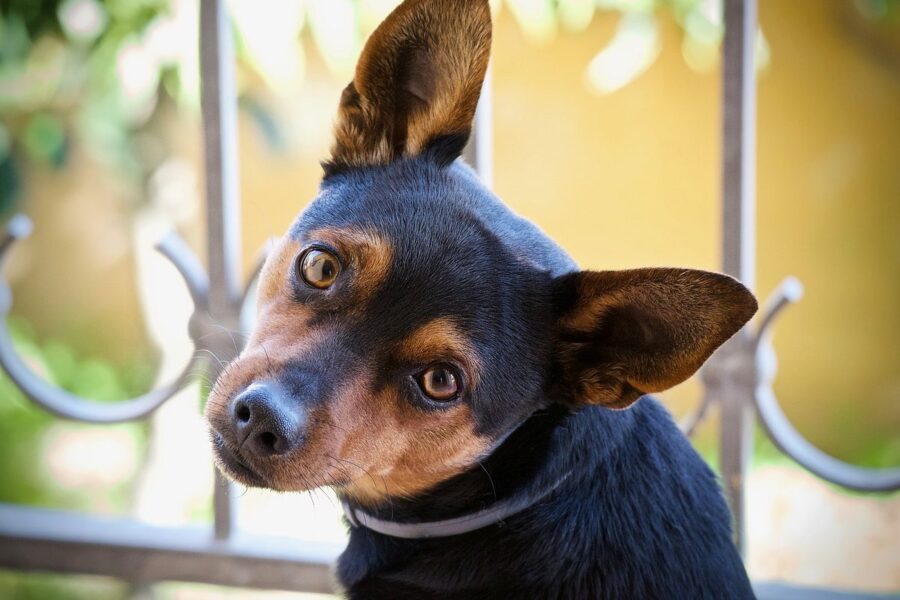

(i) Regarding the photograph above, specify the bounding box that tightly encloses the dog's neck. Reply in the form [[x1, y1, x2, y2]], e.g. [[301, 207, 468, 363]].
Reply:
[[337, 405, 566, 535], [334, 402, 645, 594], [338, 403, 634, 531], [335, 399, 755, 597]]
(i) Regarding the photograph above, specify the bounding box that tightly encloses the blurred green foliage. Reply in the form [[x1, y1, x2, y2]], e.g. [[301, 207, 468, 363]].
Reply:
[[0, 319, 161, 599], [0, 316, 151, 510], [1, 0, 176, 209], [0, 570, 129, 600]]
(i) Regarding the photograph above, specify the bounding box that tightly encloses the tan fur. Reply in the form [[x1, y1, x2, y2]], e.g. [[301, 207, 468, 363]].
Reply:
[[212, 366, 489, 501], [393, 317, 481, 385], [304, 227, 393, 305], [204, 233, 319, 447], [321, 317, 486, 504], [252, 237, 309, 332], [207, 246, 489, 502], [210, 226, 392, 391], [329, 0, 492, 169], [326, 378, 489, 505]]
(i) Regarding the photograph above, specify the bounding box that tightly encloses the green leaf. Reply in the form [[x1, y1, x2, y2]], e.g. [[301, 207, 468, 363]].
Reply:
[[0, 153, 21, 216], [69, 358, 126, 402], [22, 113, 68, 166], [0, 12, 32, 62]]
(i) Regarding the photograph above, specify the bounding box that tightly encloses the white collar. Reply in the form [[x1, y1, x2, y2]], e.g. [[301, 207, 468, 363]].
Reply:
[[341, 470, 572, 539]]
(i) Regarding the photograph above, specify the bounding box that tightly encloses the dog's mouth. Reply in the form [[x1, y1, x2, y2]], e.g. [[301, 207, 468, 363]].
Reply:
[[210, 431, 267, 488]]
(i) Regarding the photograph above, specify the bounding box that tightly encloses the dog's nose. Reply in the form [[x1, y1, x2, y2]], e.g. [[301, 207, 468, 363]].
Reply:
[[231, 382, 303, 457]]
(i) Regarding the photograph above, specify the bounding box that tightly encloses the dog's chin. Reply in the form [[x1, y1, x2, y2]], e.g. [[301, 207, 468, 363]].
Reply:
[[210, 432, 269, 488]]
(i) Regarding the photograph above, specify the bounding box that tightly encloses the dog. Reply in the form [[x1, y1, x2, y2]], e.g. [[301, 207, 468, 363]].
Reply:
[[205, 0, 758, 597]]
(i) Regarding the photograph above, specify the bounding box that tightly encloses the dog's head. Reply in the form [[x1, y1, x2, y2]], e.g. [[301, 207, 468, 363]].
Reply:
[[205, 0, 757, 505]]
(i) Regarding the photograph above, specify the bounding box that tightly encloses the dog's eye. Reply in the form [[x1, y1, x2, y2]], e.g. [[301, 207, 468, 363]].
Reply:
[[299, 248, 341, 289], [418, 365, 460, 401]]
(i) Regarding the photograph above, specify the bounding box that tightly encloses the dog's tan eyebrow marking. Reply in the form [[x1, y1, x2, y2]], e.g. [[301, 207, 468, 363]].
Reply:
[[305, 226, 393, 303], [256, 237, 301, 305], [394, 317, 481, 386]]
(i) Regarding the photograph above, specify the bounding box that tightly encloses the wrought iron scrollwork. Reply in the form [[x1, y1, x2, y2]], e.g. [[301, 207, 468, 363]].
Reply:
[[0, 214, 266, 424], [751, 278, 900, 492], [686, 276, 900, 493], [0, 215, 199, 423]]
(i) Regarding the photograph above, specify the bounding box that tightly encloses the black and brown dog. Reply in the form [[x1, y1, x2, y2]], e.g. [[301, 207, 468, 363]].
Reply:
[[206, 0, 758, 597]]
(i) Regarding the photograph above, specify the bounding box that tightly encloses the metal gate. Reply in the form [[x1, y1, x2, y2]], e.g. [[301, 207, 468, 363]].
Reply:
[[0, 0, 897, 595]]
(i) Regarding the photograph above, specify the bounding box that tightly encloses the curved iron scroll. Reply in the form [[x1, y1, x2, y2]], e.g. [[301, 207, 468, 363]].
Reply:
[[751, 278, 900, 492], [0, 214, 263, 424], [687, 276, 900, 493]]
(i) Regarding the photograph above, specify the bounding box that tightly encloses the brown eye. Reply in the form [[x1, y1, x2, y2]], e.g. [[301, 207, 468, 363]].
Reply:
[[419, 365, 460, 402], [299, 248, 341, 289]]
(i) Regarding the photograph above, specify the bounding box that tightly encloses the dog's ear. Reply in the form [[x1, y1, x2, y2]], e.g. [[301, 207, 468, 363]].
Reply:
[[551, 269, 757, 409], [325, 0, 491, 174]]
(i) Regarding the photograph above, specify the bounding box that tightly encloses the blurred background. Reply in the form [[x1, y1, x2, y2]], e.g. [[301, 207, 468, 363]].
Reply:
[[0, 0, 898, 597]]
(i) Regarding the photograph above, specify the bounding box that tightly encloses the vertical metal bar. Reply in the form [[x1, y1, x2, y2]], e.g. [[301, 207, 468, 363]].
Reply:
[[719, 0, 757, 556], [212, 472, 236, 542], [722, 0, 756, 289], [200, 0, 242, 541], [463, 63, 494, 187], [200, 0, 242, 308]]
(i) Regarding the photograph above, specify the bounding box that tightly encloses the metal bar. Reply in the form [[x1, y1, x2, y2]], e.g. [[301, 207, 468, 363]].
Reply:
[[0, 504, 340, 593], [718, 0, 757, 556], [755, 385, 900, 491], [213, 472, 236, 541], [0, 219, 206, 423], [462, 63, 494, 186], [199, 0, 242, 541], [0, 316, 198, 423], [721, 0, 756, 289], [751, 282, 900, 491], [754, 582, 897, 600], [200, 0, 242, 311]]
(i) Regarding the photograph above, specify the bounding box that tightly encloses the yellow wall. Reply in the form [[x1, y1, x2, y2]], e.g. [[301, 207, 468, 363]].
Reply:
[[489, 1, 900, 461], [12, 0, 899, 462]]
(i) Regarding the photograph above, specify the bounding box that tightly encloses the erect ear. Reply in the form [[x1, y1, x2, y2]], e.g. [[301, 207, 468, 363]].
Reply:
[[324, 0, 491, 174], [551, 268, 758, 409]]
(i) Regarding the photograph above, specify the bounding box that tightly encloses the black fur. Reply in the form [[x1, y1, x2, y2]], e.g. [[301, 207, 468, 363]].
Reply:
[[339, 401, 754, 599], [210, 2, 757, 596], [281, 157, 755, 598]]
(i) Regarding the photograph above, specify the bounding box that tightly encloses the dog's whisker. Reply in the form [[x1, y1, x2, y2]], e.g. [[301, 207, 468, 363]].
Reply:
[[204, 312, 243, 355], [326, 454, 383, 500], [195, 348, 227, 369], [478, 461, 497, 502]]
